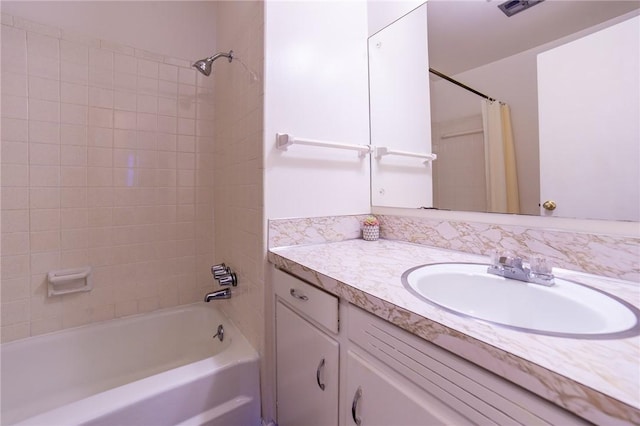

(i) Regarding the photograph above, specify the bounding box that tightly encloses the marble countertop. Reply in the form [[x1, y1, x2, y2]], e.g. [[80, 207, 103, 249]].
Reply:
[[268, 239, 640, 426]]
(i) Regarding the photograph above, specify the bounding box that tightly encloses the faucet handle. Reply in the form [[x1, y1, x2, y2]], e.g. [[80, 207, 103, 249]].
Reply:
[[218, 272, 238, 287], [505, 256, 523, 269], [530, 257, 553, 275], [488, 250, 501, 266], [494, 251, 522, 269], [211, 263, 227, 276], [213, 266, 232, 279]]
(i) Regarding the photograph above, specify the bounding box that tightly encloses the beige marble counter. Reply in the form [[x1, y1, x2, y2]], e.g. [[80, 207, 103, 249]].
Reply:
[[269, 239, 640, 426]]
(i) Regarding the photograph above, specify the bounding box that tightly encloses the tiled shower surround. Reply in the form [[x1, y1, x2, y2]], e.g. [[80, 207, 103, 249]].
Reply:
[[1, 15, 218, 342], [268, 214, 640, 282]]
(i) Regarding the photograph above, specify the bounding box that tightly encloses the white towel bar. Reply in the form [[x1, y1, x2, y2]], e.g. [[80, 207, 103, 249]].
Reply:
[[374, 147, 437, 165], [276, 133, 372, 158]]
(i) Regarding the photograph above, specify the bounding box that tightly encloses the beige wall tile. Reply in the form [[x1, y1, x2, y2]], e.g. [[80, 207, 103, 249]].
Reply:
[[29, 187, 60, 209], [61, 144, 87, 166], [1, 322, 30, 343], [29, 121, 60, 144], [89, 48, 113, 70], [28, 75, 59, 101], [1, 14, 228, 341], [30, 251, 60, 274], [29, 142, 59, 165], [60, 124, 86, 146], [1, 164, 29, 187], [89, 86, 114, 109], [31, 316, 63, 336], [2, 187, 29, 210], [30, 165, 60, 187], [61, 61, 87, 84], [60, 40, 88, 65], [1, 276, 30, 302], [115, 53, 137, 74], [3, 72, 28, 97], [2, 117, 29, 141], [61, 103, 88, 125], [2, 209, 29, 233], [87, 127, 112, 147], [29, 98, 60, 122], [1, 232, 30, 256], [60, 188, 87, 209], [2, 95, 28, 119], [88, 107, 113, 128], [60, 166, 87, 186]]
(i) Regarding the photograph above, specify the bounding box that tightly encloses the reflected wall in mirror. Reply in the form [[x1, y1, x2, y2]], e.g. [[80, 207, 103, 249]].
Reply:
[[369, 0, 640, 221]]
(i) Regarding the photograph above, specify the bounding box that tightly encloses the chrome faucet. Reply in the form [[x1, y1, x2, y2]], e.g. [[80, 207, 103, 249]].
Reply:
[[204, 288, 231, 302], [204, 263, 238, 302], [487, 252, 555, 286]]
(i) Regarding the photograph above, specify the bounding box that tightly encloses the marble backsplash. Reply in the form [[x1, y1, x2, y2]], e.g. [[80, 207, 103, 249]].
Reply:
[[268, 214, 640, 282]]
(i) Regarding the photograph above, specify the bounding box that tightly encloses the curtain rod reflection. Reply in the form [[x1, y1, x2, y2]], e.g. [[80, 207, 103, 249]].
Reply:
[[429, 68, 497, 102]]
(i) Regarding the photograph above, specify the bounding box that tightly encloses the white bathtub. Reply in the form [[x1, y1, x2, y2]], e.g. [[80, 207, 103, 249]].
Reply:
[[1, 303, 261, 426]]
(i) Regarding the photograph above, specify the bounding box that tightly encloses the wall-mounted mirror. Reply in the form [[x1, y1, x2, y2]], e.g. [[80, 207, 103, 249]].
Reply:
[[369, 0, 640, 222]]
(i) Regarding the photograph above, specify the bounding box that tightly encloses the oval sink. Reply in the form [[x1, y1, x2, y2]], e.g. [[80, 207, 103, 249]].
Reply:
[[402, 263, 640, 339]]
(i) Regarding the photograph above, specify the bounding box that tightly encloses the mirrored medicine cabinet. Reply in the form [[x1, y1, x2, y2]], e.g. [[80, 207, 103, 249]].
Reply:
[[368, 1, 640, 222]]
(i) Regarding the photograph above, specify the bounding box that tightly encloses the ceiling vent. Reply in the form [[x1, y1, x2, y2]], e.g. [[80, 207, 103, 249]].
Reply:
[[498, 0, 545, 17]]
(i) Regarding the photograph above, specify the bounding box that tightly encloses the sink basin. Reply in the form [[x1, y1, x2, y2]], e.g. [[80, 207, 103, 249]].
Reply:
[[402, 263, 640, 339]]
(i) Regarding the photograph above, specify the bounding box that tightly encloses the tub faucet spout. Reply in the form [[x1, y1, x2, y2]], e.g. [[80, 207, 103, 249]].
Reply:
[[204, 288, 231, 302]]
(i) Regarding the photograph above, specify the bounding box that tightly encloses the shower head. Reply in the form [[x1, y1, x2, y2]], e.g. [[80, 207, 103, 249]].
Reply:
[[192, 50, 234, 76]]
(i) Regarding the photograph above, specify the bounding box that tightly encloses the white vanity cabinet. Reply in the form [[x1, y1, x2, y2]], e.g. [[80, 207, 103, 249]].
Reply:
[[273, 267, 588, 426], [274, 268, 340, 426]]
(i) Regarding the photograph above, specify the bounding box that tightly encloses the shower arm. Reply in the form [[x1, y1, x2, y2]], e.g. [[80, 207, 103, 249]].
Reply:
[[208, 50, 234, 63]]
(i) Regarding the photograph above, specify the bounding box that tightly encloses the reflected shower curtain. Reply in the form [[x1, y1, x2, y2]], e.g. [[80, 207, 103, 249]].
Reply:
[[482, 100, 520, 213]]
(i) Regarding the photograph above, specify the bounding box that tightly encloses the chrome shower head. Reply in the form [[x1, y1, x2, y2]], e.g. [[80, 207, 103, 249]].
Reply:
[[192, 50, 234, 76]]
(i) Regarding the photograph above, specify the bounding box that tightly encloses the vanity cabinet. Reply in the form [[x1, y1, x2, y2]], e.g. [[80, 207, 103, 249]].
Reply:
[[274, 268, 339, 426], [273, 267, 587, 426]]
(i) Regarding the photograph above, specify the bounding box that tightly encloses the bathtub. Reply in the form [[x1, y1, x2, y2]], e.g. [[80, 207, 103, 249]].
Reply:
[[1, 303, 261, 426]]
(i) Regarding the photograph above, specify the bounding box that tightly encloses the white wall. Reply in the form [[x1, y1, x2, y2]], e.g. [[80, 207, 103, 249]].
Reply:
[[367, 0, 425, 36], [0, 1, 217, 62], [264, 1, 370, 219]]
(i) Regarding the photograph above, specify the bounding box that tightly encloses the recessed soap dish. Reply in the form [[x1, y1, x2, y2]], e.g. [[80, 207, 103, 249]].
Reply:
[[47, 266, 93, 296]]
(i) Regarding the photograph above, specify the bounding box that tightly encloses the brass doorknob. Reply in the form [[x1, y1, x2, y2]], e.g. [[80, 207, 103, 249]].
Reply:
[[542, 200, 557, 211]]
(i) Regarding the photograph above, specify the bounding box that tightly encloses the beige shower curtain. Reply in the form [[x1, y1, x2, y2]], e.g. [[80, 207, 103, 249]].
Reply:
[[482, 100, 520, 214]]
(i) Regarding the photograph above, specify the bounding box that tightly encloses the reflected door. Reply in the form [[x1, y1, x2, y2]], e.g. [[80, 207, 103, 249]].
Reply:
[[537, 15, 640, 221]]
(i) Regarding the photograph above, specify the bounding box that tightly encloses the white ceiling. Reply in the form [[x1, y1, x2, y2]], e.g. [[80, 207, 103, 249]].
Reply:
[[427, 0, 640, 75]]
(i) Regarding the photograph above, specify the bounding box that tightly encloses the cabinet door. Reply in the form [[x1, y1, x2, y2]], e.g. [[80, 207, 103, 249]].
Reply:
[[345, 351, 461, 426], [276, 301, 339, 426]]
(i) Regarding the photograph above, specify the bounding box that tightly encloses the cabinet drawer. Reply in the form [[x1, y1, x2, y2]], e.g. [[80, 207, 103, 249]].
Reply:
[[273, 268, 339, 334]]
